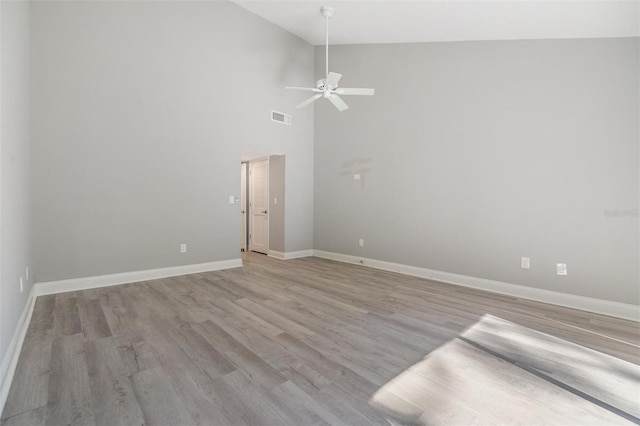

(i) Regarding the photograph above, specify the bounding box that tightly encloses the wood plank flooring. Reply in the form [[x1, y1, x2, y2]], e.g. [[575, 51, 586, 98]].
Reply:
[[371, 314, 639, 424], [2, 252, 639, 425]]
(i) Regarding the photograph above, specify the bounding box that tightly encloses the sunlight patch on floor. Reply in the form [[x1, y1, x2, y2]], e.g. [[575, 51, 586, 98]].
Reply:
[[370, 314, 640, 425]]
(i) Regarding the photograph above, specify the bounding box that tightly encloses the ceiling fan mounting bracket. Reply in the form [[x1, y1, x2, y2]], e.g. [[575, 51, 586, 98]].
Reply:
[[320, 6, 334, 19]]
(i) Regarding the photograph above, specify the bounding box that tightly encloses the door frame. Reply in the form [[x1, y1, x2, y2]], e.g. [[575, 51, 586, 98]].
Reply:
[[240, 163, 247, 251], [248, 157, 269, 254]]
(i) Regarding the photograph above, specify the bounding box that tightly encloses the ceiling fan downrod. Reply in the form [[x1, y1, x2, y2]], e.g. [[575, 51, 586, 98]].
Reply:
[[321, 6, 334, 80]]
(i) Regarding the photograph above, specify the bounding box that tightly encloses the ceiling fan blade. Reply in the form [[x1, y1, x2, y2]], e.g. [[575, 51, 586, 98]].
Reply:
[[335, 88, 375, 96], [325, 72, 342, 89], [328, 94, 349, 111], [285, 86, 322, 92], [296, 93, 322, 109]]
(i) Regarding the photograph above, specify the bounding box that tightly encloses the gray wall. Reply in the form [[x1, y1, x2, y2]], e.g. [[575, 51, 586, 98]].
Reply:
[[269, 155, 286, 253], [1, 0, 33, 371], [31, 1, 314, 282], [314, 38, 639, 304]]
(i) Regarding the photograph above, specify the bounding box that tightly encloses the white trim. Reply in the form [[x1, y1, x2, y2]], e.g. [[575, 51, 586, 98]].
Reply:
[[312, 250, 640, 322], [312, 250, 434, 279], [34, 258, 243, 296], [430, 269, 640, 322], [283, 250, 314, 260], [268, 250, 314, 260], [268, 250, 285, 259], [268, 249, 314, 260], [0, 286, 37, 415]]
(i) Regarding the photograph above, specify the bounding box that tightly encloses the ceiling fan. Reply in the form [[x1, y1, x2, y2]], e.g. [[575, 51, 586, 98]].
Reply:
[[285, 6, 374, 112]]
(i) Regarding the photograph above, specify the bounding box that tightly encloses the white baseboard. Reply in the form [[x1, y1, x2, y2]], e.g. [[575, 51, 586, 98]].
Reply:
[[268, 250, 285, 259], [283, 249, 314, 260], [34, 258, 243, 296], [0, 286, 37, 415], [268, 249, 314, 260], [312, 250, 640, 322]]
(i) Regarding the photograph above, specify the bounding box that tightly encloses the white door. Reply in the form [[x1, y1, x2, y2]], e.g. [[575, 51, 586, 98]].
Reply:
[[240, 163, 247, 251], [249, 159, 269, 254]]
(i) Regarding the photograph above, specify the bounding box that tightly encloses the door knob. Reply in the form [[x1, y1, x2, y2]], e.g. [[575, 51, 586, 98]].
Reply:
[[240, 210, 245, 214], [262, 210, 268, 214]]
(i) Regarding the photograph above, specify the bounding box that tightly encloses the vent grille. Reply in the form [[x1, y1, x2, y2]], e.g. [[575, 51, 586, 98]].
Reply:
[[271, 110, 291, 126]]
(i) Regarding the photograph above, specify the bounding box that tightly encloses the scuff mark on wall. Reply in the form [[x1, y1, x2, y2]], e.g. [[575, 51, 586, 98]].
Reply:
[[340, 158, 373, 190]]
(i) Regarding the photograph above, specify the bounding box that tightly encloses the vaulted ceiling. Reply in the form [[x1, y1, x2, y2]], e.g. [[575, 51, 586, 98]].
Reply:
[[232, 1, 639, 46]]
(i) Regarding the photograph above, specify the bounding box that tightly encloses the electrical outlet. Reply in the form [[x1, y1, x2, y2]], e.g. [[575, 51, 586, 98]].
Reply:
[[521, 257, 530, 269], [180, 243, 187, 253], [359, 238, 364, 247], [556, 263, 567, 275], [19, 277, 24, 293]]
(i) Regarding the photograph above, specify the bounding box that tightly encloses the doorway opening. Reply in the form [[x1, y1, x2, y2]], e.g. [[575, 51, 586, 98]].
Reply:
[[240, 155, 285, 257]]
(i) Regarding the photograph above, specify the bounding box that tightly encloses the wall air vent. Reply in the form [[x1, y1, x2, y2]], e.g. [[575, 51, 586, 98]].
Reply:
[[271, 110, 291, 126]]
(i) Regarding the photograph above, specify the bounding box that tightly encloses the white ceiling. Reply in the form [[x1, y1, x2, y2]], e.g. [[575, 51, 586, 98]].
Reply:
[[232, 0, 640, 46]]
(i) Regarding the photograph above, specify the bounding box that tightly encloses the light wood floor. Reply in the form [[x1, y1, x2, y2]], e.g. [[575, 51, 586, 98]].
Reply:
[[2, 252, 639, 425]]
